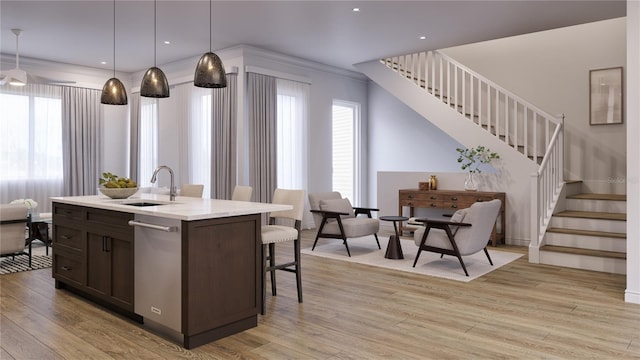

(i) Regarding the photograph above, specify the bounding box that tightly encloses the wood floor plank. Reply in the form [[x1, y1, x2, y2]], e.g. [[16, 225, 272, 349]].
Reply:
[[1, 229, 639, 359]]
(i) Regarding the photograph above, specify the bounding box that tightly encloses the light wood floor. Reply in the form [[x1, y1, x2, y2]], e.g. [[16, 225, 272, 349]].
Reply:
[[2, 229, 640, 359]]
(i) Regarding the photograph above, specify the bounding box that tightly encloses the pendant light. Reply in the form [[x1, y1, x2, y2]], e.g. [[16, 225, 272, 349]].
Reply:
[[140, 0, 169, 98], [193, 0, 227, 88], [101, 0, 128, 105]]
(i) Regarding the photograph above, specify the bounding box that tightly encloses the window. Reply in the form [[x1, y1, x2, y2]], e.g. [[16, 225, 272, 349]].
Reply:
[[276, 79, 308, 190], [0, 91, 62, 181], [0, 85, 63, 212], [332, 100, 360, 203], [138, 98, 158, 188]]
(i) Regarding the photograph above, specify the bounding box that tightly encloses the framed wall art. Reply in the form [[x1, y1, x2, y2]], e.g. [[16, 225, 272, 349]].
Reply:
[[589, 66, 623, 125]]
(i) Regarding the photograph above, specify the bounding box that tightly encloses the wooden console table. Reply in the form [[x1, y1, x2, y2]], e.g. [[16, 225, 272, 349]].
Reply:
[[398, 189, 506, 246]]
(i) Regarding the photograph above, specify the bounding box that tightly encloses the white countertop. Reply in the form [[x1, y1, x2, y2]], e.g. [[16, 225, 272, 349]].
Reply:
[[51, 193, 291, 221]]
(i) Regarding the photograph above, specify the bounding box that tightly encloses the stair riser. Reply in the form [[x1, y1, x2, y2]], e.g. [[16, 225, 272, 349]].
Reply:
[[566, 199, 626, 213], [544, 232, 626, 252], [549, 217, 626, 233], [539, 251, 626, 274]]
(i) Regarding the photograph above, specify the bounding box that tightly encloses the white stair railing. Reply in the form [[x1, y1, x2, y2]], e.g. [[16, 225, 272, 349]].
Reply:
[[382, 51, 564, 258]]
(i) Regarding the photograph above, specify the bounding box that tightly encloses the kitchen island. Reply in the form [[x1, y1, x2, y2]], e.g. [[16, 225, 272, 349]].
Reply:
[[50, 193, 290, 349]]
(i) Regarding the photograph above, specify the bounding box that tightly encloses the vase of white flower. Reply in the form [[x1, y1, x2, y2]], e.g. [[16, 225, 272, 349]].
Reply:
[[456, 146, 500, 191], [464, 172, 477, 191]]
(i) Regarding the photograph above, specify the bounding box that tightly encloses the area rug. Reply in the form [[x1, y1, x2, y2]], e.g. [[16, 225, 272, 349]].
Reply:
[[0, 255, 52, 275], [302, 236, 522, 282]]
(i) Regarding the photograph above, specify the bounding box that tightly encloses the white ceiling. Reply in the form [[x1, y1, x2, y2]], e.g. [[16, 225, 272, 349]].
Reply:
[[0, 0, 626, 74]]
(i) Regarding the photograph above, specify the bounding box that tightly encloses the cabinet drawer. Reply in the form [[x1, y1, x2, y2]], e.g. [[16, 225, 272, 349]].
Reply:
[[53, 252, 84, 286], [53, 204, 84, 221], [87, 209, 133, 231], [401, 192, 440, 201], [54, 225, 84, 251]]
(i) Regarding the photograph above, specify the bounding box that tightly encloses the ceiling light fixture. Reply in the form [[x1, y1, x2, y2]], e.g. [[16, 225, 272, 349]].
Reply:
[[352, 8, 360, 12], [100, 0, 128, 105], [193, 0, 226, 88], [140, 0, 170, 98], [419, 35, 427, 40]]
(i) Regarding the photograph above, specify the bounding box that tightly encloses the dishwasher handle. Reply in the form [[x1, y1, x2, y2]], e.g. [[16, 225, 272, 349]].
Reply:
[[128, 220, 178, 232]]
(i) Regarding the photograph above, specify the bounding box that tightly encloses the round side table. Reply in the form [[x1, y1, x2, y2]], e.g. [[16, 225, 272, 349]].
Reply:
[[380, 215, 408, 259]]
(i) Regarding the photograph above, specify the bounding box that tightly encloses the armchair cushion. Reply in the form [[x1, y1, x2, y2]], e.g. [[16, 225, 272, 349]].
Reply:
[[320, 217, 379, 238], [319, 198, 355, 218], [448, 209, 467, 235]]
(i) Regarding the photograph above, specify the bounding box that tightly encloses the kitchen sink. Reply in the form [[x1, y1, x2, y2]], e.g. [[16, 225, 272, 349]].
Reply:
[[122, 201, 174, 207]]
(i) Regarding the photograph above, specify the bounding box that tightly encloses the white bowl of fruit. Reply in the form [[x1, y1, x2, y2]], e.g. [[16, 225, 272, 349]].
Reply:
[[98, 172, 139, 199]]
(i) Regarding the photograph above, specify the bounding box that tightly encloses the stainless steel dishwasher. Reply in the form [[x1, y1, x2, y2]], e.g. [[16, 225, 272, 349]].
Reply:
[[130, 214, 182, 340]]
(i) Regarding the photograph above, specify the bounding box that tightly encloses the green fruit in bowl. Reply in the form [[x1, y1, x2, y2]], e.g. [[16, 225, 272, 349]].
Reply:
[[99, 172, 137, 189]]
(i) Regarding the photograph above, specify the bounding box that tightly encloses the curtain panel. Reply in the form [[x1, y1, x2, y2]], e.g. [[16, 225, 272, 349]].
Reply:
[[129, 93, 140, 182], [211, 74, 238, 199], [61, 86, 103, 196], [247, 72, 277, 205]]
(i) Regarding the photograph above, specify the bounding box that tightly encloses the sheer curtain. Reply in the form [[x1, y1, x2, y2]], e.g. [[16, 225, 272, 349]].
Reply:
[[0, 84, 63, 213], [61, 86, 103, 196], [276, 78, 308, 190], [247, 72, 277, 205], [138, 96, 158, 188], [276, 78, 311, 227]]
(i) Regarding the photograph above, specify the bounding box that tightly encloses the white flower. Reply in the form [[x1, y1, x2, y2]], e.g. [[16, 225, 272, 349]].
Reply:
[[10, 198, 38, 209]]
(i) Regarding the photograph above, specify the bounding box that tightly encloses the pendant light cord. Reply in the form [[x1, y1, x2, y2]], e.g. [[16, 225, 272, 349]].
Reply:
[[112, 0, 116, 78], [209, 0, 212, 52], [154, 0, 157, 66]]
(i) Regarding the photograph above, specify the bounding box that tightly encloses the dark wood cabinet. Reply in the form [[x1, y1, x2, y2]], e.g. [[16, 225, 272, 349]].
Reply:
[[53, 203, 135, 314], [398, 189, 506, 246], [52, 200, 263, 349]]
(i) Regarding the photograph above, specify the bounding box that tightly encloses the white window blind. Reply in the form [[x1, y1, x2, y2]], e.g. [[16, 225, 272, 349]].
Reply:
[[332, 100, 359, 203]]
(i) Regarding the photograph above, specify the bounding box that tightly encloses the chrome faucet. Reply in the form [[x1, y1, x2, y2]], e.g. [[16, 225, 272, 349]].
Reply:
[[150, 165, 176, 201]]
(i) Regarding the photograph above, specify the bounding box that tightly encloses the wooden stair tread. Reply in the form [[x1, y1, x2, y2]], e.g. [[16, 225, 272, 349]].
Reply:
[[540, 245, 626, 260], [546, 227, 626, 239], [554, 210, 626, 221], [567, 193, 627, 201]]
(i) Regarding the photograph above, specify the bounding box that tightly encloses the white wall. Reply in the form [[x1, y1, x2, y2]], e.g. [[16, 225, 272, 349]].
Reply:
[[626, 1, 640, 304], [441, 18, 627, 194]]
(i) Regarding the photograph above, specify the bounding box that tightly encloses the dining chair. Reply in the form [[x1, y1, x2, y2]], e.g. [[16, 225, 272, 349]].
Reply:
[[231, 185, 253, 201], [180, 184, 204, 198], [261, 188, 305, 315]]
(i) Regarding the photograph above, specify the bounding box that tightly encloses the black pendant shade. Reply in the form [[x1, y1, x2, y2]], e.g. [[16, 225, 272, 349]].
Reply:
[[141, 0, 170, 98], [101, 77, 128, 105], [140, 66, 170, 98], [100, 0, 127, 105], [194, 0, 226, 89], [194, 52, 227, 88]]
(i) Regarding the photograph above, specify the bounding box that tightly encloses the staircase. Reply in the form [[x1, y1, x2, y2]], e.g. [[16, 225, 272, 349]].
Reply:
[[356, 50, 627, 274], [540, 181, 627, 274]]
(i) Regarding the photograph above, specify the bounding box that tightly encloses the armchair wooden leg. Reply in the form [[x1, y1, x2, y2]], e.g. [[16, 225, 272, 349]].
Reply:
[[374, 233, 381, 249], [343, 238, 351, 257], [483, 247, 494, 266], [456, 255, 470, 277]]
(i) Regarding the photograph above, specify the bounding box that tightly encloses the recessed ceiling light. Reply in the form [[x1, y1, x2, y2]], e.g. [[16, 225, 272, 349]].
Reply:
[[101, 61, 107, 65], [419, 35, 427, 40], [164, 40, 171, 45], [352, 8, 360, 12]]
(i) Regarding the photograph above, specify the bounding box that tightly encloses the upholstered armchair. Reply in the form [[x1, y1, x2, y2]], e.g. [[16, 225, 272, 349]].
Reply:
[[308, 192, 380, 257], [412, 199, 501, 276], [0, 203, 31, 267]]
